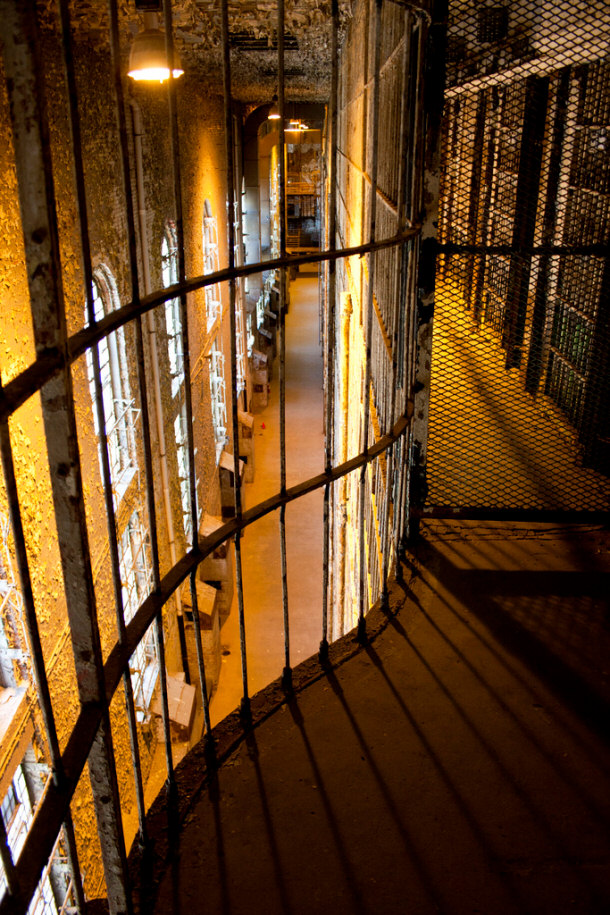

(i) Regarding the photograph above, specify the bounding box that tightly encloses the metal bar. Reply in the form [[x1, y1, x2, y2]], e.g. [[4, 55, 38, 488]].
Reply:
[[108, 0, 175, 787], [408, 0, 448, 542], [0, 226, 422, 424], [163, 2, 215, 749], [0, 413, 85, 913], [320, 0, 339, 663], [162, 0, 196, 699], [525, 69, 571, 393], [220, 0, 250, 720], [502, 76, 550, 369], [438, 243, 610, 256], [358, 0, 383, 642], [0, 405, 415, 914], [382, 7, 412, 598], [106, 411, 413, 700], [419, 507, 610, 524], [61, 0, 148, 856], [0, 3, 131, 912], [277, 0, 291, 691]]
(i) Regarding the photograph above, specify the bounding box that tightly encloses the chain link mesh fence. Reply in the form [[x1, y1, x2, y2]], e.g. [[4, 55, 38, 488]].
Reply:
[[427, 0, 610, 515]]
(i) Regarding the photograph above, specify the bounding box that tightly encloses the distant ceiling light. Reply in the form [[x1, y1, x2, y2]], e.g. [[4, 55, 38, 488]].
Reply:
[[268, 95, 280, 119], [288, 119, 300, 129], [128, 12, 184, 83], [299, 122, 309, 130]]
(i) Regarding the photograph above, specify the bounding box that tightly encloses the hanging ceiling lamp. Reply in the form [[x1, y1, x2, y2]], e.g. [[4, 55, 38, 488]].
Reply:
[[268, 95, 280, 119], [128, 10, 184, 83]]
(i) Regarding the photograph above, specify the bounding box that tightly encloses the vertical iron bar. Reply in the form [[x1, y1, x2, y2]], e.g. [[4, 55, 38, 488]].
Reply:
[[408, 0, 448, 545], [163, 0, 213, 737], [156, 5, 191, 690], [525, 70, 570, 393], [220, 0, 250, 720], [398, 20, 422, 552], [0, 2, 131, 911], [59, 0, 148, 853], [0, 791, 17, 898], [320, 0, 339, 663], [358, 0, 382, 642], [382, 7, 412, 597], [502, 76, 549, 369], [1, 395, 86, 913], [107, 0, 174, 789], [277, 0, 291, 690]]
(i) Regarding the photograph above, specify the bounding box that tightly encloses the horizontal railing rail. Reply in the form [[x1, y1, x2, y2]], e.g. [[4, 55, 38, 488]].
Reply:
[[0, 0, 435, 910], [0, 407, 412, 915]]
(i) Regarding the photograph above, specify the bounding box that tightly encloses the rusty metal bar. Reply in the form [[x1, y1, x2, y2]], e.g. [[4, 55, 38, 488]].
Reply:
[[396, 18, 423, 552], [220, 0, 250, 720], [59, 0, 148, 858], [407, 0, 447, 544], [358, 0, 383, 642], [277, 0, 291, 690], [0, 227, 421, 425], [0, 408, 85, 912], [107, 0, 175, 793], [163, 0, 213, 737], [0, 2, 131, 912], [0, 405, 414, 915], [321, 0, 340, 663], [382, 7, 412, 599]]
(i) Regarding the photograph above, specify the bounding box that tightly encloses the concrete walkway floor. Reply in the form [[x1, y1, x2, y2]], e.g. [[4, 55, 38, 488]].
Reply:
[[211, 270, 325, 724], [134, 521, 610, 914]]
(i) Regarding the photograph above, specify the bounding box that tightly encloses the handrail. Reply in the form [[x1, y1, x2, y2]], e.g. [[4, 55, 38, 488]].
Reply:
[[0, 229, 420, 423], [0, 408, 412, 915]]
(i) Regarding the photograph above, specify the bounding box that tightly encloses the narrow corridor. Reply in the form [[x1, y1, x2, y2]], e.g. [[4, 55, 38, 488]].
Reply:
[[211, 270, 325, 724]]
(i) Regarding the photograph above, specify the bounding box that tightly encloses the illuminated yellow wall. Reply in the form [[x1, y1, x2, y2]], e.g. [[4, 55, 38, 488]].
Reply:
[[0, 12, 237, 896]]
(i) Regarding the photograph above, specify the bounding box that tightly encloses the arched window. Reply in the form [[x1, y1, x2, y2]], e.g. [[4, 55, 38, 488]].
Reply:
[[85, 266, 156, 714], [86, 265, 137, 503], [202, 200, 221, 332], [162, 224, 184, 398], [202, 201, 228, 459], [118, 509, 156, 714]]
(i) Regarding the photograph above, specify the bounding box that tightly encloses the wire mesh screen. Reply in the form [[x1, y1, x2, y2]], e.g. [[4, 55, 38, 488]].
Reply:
[[428, 0, 610, 515]]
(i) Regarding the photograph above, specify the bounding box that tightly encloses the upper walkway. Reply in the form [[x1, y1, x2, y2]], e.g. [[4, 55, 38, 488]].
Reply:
[[129, 521, 610, 914]]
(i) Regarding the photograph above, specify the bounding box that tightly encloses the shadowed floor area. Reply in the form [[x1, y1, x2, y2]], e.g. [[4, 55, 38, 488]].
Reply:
[[136, 522, 610, 914], [427, 278, 610, 511]]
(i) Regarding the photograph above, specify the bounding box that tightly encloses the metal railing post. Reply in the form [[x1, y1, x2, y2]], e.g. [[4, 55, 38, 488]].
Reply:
[[0, 2, 131, 910]]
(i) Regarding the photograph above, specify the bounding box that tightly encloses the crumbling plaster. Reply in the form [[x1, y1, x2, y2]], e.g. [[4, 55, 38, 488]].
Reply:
[[0, 6, 240, 895]]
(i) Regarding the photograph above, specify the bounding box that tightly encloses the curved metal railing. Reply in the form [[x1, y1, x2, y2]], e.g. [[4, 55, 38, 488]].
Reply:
[[0, 0, 441, 911]]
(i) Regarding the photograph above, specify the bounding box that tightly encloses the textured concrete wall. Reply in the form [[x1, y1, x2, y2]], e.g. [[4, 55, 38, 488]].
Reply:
[[0, 10, 236, 898]]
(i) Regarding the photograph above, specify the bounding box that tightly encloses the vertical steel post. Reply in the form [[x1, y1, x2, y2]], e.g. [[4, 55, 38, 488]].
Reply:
[[526, 70, 570, 394], [107, 0, 174, 789], [220, 0, 250, 721], [382, 7, 412, 597], [408, 0, 448, 546], [162, 0, 212, 738], [58, 0, 148, 854], [502, 76, 549, 369], [358, 0, 382, 642], [277, 0, 291, 691], [0, 2, 131, 911], [320, 0, 339, 664]]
